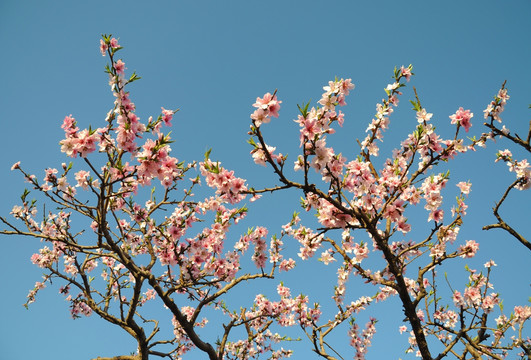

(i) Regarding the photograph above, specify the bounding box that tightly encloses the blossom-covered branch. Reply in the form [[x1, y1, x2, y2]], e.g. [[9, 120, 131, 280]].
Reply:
[[247, 65, 530, 359], [2, 35, 301, 360], [481, 83, 530, 251], [2, 36, 529, 360]]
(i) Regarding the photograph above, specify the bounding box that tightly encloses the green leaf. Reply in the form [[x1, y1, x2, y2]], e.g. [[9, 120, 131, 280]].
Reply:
[[292, 211, 300, 221], [297, 101, 311, 118], [410, 100, 421, 111], [204, 148, 212, 162], [21, 189, 30, 202], [128, 72, 141, 84]]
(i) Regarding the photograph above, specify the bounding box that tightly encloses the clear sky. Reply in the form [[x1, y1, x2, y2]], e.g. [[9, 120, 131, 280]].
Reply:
[[0, 1, 529, 359]]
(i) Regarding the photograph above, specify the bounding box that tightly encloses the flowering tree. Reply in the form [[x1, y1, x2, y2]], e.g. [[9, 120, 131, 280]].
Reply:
[[1, 36, 529, 360]]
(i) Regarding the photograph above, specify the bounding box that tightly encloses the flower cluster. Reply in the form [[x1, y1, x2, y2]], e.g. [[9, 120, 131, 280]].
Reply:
[[495, 149, 530, 190], [250, 92, 282, 127], [360, 66, 412, 157], [293, 78, 353, 178], [449, 107, 474, 132], [348, 318, 377, 360], [60, 115, 102, 158], [136, 137, 181, 188], [67, 294, 93, 319], [484, 87, 510, 123], [100, 36, 120, 56], [200, 159, 248, 204]]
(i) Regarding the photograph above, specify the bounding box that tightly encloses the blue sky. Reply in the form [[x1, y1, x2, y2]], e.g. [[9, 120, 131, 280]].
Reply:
[[0, 1, 530, 359]]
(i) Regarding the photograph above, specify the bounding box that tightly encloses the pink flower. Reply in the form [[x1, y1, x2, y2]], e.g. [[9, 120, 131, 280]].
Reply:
[[251, 144, 274, 166], [428, 209, 444, 223], [61, 115, 78, 135], [464, 286, 481, 307], [484, 260, 497, 268], [396, 217, 411, 234], [514, 305, 531, 323], [99, 39, 108, 56], [430, 243, 446, 259], [449, 107, 473, 132], [340, 78, 355, 96], [481, 293, 499, 313], [11, 161, 20, 170], [278, 258, 296, 272], [109, 38, 120, 49], [458, 240, 479, 258], [251, 93, 281, 126], [74, 170, 91, 190], [250, 193, 262, 202], [496, 149, 512, 161], [400, 65, 412, 81], [319, 250, 336, 265], [143, 289, 156, 302], [161, 107, 174, 126], [456, 181, 471, 195], [250, 108, 268, 126], [416, 109, 432, 123], [416, 309, 425, 322], [453, 290, 465, 307], [114, 60, 126, 75], [354, 243, 369, 263]]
